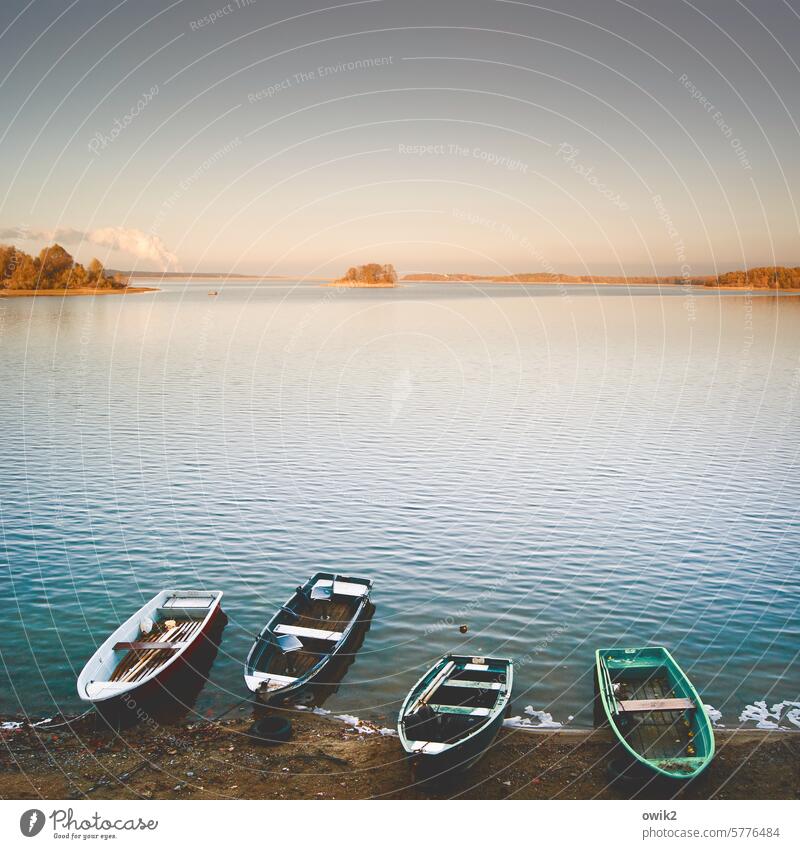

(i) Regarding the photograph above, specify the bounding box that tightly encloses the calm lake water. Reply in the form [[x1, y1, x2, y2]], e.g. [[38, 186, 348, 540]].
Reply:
[[1, 281, 798, 729]]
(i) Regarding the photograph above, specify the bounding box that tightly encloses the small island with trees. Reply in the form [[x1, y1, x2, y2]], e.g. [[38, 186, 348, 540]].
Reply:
[[0, 243, 156, 297], [330, 263, 398, 287]]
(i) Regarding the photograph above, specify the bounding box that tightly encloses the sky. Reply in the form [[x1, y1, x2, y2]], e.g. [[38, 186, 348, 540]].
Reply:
[[0, 0, 799, 276]]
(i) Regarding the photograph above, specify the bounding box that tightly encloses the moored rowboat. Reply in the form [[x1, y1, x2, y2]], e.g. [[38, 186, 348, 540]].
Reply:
[[398, 654, 513, 778], [595, 646, 715, 780], [244, 572, 372, 702], [77, 589, 223, 707]]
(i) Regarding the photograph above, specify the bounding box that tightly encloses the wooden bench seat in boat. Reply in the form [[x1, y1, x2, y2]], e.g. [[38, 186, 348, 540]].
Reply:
[[161, 595, 215, 608], [310, 579, 370, 599], [244, 671, 298, 692], [113, 641, 186, 651], [445, 680, 504, 690], [247, 671, 297, 684], [618, 698, 695, 713], [429, 704, 492, 717], [407, 740, 448, 754], [273, 624, 343, 642]]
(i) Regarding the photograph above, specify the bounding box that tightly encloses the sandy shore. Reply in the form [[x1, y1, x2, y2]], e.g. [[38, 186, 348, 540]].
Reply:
[[1, 709, 796, 800], [0, 287, 158, 297]]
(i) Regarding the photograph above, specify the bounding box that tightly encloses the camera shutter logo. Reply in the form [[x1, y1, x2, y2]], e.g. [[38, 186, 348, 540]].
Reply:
[[20, 809, 46, 837]]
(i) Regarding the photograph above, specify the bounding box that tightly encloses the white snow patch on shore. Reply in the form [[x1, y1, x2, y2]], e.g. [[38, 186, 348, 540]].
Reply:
[[504, 706, 563, 729], [739, 700, 800, 730], [2, 717, 53, 731], [293, 704, 395, 735], [335, 713, 397, 735]]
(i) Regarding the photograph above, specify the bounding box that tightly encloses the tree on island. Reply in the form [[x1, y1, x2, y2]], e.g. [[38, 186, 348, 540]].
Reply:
[[705, 266, 800, 289], [336, 263, 397, 285], [0, 243, 127, 290]]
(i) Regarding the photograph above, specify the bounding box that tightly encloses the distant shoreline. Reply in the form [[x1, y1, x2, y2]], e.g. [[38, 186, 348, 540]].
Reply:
[[122, 272, 272, 280], [401, 277, 800, 292], [0, 286, 158, 297]]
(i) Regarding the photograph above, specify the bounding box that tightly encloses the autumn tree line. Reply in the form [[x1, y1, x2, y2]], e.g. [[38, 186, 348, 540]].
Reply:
[[404, 267, 800, 288], [705, 266, 800, 289], [0, 243, 127, 291]]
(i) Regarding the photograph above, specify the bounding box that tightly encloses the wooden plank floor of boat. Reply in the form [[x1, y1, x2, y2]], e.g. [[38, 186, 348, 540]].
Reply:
[[110, 620, 192, 682], [264, 599, 357, 678], [296, 599, 357, 631], [620, 674, 692, 760]]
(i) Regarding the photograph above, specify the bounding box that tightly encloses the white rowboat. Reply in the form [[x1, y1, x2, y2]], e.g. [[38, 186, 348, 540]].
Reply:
[[77, 589, 223, 706]]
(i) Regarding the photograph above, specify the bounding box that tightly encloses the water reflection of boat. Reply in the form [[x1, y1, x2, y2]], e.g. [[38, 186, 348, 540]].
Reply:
[[244, 573, 373, 703], [285, 601, 374, 708], [135, 610, 228, 725]]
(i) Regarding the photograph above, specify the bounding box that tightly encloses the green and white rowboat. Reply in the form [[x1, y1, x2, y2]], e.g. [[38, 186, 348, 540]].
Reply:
[[398, 654, 513, 778], [595, 646, 715, 780]]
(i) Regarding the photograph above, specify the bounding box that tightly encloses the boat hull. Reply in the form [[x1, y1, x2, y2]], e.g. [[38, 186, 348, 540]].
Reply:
[[595, 646, 715, 781], [77, 589, 224, 710], [92, 604, 224, 713], [398, 654, 513, 780], [410, 706, 506, 779]]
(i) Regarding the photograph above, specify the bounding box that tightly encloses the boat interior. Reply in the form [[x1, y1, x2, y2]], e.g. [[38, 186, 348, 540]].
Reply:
[[604, 657, 702, 772], [402, 658, 509, 748], [102, 592, 218, 688], [248, 577, 371, 694]]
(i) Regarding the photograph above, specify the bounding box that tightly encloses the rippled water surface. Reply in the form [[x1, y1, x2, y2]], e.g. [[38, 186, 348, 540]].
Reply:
[[1, 281, 798, 728]]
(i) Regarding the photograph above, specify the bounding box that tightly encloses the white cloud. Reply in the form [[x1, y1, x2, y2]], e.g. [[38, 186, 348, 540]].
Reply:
[[0, 225, 178, 270]]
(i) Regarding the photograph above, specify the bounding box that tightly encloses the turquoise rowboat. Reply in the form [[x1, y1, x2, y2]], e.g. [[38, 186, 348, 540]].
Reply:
[[595, 646, 715, 780], [398, 654, 513, 778]]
